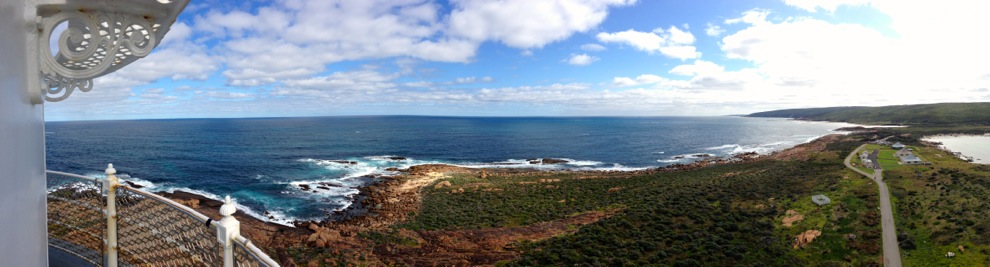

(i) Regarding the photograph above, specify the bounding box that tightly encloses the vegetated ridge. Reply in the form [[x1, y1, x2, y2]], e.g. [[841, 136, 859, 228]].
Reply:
[[747, 102, 990, 125]]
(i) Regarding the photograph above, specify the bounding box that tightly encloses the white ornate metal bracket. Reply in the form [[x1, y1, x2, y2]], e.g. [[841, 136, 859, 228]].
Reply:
[[34, 0, 188, 103]]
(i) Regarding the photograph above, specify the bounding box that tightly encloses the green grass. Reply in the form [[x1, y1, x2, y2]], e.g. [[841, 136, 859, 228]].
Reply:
[[395, 143, 886, 266], [855, 158, 875, 174], [749, 102, 990, 126], [882, 142, 990, 266], [862, 144, 907, 170], [783, 170, 882, 266]]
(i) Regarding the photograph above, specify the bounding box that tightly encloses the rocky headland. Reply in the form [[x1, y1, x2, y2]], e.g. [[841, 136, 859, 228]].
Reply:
[[155, 134, 847, 266]]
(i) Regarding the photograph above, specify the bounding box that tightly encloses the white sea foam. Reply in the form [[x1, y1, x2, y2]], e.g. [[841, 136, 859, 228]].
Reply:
[[288, 180, 360, 196], [47, 180, 101, 193], [575, 163, 649, 172], [154, 186, 304, 227], [120, 174, 157, 189], [561, 158, 604, 166], [706, 144, 739, 150], [362, 155, 406, 161], [702, 140, 798, 156], [454, 158, 641, 171]]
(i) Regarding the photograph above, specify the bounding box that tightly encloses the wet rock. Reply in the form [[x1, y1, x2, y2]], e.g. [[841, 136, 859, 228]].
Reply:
[[542, 158, 569, 164], [124, 181, 144, 189], [388, 157, 407, 161], [317, 181, 344, 187]]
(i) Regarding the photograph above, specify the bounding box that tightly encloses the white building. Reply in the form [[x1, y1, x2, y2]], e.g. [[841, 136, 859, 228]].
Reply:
[[811, 194, 831, 206], [892, 142, 906, 149], [901, 155, 923, 165]]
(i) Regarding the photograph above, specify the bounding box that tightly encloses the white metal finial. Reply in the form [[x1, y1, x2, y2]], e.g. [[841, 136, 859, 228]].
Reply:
[[219, 195, 236, 217], [216, 194, 241, 266], [106, 163, 116, 175]]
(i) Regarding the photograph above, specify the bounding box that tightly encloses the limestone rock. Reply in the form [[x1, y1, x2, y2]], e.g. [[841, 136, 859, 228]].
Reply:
[[434, 181, 452, 189]]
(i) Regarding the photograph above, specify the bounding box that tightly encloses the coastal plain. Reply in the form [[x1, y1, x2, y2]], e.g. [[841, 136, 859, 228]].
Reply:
[[164, 133, 900, 266]]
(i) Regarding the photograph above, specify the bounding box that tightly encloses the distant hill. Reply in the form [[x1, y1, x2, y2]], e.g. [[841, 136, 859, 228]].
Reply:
[[748, 102, 990, 125]]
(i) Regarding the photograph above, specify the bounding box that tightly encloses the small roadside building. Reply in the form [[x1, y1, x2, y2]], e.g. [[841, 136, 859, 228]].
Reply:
[[811, 194, 831, 206], [901, 155, 923, 165], [862, 159, 874, 169], [894, 149, 913, 157], [892, 142, 906, 149]]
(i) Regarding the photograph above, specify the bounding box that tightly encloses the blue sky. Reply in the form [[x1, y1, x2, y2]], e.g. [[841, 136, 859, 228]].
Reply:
[[46, 0, 990, 121]]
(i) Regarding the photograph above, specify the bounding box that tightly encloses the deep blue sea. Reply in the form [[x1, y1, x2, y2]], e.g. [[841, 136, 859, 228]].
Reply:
[[45, 116, 853, 225]]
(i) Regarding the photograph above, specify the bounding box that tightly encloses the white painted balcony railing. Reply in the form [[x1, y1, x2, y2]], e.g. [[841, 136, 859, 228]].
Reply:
[[46, 164, 279, 267]]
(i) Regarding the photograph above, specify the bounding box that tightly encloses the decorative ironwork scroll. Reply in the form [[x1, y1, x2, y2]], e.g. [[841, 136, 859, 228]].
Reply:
[[36, 1, 188, 102]]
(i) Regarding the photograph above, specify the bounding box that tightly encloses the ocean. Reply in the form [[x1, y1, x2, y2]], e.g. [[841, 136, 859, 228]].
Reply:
[[45, 116, 853, 225], [923, 135, 990, 164]]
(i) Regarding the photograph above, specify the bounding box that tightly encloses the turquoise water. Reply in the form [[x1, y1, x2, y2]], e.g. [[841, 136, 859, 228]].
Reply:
[[45, 116, 852, 225]]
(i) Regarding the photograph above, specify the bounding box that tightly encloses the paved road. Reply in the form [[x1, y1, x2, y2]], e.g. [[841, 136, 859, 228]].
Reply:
[[844, 144, 902, 267]]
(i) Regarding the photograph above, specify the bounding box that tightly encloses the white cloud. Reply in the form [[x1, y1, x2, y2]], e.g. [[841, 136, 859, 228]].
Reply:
[[704, 23, 724, 37], [724, 9, 769, 25], [448, 76, 494, 84], [612, 74, 665, 86], [597, 29, 664, 50], [596, 26, 699, 60], [447, 0, 636, 49], [580, 43, 607, 51], [668, 60, 724, 76], [567, 53, 599, 66], [281, 68, 399, 93], [709, 6, 990, 108], [202, 91, 256, 100], [783, 0, 871, 12], [191, 0, 634, 86]]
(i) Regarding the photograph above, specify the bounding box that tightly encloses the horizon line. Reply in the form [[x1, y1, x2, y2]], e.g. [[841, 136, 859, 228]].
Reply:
[[44, 114, 752, 123]]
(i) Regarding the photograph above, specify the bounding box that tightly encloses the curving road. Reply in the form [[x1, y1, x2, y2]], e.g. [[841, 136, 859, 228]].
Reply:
[[844, 144, 902, 267]]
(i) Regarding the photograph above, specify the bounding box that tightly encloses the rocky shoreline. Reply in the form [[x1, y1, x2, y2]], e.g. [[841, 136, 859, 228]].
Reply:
[[153, 133, 846, 265]]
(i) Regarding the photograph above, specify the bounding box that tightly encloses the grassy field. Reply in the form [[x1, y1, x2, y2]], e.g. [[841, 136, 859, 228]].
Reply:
[[882, 143, 990, 266], [306, 131, 990, 266], [391, 139, 884, 266], [851, 148, 875, 174], [862, 144, 917, 171], [783, 167, 882, 265]]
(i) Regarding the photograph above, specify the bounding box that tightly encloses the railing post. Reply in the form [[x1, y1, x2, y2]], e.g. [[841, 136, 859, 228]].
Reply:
[[217, 195, 240, 267], [103, 164, 119, 267]]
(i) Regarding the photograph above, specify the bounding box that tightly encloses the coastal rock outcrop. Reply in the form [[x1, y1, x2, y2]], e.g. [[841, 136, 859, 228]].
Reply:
[[793, 230, 822, 249], [541, 158, 569, 164], [307, 225, 342, 248], [406, 164, 471, 175], [434, 181, 452, 189], [782, 210, 803, 227]]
